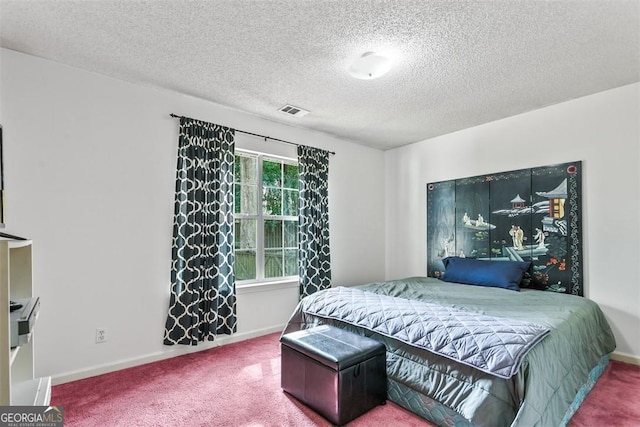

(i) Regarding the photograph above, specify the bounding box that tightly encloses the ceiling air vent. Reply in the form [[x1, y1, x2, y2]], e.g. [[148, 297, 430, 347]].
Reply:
[[278, 104, 310, 118]]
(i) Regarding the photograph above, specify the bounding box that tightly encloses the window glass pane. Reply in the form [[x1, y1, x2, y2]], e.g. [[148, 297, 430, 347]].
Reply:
[[264, 249, 283, 278], [283, 189, 298, 216], [262, 160, 282, 187], [284, 220, 297, 248], [263, 188, 282, 215], [236, 250, 256, 281], [284, 249, 297, 276], [235, 184, 258, 214], [235, 151, 299, 283], [235, 155, 258, 184], [283, 163, 298, 189], [235, 219, 256, 249], [264, 220, 283, 249]]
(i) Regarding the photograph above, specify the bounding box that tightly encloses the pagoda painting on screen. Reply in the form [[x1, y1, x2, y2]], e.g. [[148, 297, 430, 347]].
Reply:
[[426, 161, 583, 296]]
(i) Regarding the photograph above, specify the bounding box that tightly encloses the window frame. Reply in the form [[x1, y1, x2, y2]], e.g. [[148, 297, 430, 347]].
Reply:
[[234, 149, 299, 287]]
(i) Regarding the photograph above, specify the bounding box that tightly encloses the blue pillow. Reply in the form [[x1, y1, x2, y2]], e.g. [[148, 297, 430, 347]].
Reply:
[[440, 257, 531, 291]]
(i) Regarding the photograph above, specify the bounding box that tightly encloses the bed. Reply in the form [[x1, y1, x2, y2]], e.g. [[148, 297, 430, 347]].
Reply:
[[282, 276, 616, 427]]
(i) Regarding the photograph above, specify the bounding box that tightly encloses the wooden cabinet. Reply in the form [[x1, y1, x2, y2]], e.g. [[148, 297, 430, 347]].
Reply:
[[0, 239, 51, 405]]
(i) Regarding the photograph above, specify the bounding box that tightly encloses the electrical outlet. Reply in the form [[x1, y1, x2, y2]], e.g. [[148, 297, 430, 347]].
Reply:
[[96, 328, 107, 344]]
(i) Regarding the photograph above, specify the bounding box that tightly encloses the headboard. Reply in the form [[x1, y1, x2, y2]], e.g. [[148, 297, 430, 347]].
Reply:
[[426, 161, 584, 296]]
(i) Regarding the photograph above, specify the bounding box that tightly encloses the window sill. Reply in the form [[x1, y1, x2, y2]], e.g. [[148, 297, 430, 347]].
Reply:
[[236, 279, 299, 295]]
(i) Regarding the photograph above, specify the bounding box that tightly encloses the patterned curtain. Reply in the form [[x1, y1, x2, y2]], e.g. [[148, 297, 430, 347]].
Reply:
[[164, 117, 237, 345], [298, 145, 332, 298]]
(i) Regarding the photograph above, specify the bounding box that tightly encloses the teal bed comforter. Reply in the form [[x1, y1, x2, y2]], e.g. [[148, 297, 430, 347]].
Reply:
[[283, 277, 616, 427]]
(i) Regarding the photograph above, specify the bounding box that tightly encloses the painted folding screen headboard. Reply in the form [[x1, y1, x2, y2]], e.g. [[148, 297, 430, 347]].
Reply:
[[426, 161, 584, 296]]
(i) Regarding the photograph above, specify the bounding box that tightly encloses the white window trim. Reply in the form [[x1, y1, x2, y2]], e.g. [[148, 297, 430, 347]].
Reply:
[[235, 149, 299, 288]]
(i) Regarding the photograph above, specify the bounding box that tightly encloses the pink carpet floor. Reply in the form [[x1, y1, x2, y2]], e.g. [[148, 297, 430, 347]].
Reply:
[[52, 332, 639, 426], [568, 358, 640, 427]]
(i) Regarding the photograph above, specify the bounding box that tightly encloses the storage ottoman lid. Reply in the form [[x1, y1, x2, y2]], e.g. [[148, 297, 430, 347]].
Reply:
[[281, 325, 385, 370]]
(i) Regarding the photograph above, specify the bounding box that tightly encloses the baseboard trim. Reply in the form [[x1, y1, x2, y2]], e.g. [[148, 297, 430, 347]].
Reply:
[[52, 324, 285, 386], [611, 352, 640, 366]]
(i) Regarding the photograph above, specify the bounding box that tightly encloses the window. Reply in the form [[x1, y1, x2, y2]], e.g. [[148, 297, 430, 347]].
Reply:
[[234, 151, 298, 283]]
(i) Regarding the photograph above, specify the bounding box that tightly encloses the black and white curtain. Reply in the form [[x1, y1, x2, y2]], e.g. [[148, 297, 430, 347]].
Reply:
[[164, 117, 237, 345], [298, 145, 332, 298]]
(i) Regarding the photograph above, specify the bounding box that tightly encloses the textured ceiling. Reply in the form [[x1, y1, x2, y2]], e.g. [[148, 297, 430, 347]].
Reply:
[[1, 1, 639, 150]]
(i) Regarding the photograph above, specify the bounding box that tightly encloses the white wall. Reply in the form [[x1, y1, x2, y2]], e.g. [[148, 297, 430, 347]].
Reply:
[[0, 48, 386, 382], [385, 83, 640, 359]]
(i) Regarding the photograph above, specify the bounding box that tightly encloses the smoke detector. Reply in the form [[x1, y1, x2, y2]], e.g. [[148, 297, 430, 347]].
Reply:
[[278, 104, 310, 117]]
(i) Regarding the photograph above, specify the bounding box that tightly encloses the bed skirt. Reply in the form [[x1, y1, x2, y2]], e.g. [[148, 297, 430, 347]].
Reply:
[[559, 354, 610, 426], [388, 354, 611, 427], [388, 378, 472, 427]]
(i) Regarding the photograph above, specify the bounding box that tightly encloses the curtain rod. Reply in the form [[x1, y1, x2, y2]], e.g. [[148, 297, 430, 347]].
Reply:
[[169, 113, 335, 155]]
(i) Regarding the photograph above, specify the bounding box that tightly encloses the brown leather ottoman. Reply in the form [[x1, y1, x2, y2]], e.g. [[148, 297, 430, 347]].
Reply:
[[280, 325, 386, 426]]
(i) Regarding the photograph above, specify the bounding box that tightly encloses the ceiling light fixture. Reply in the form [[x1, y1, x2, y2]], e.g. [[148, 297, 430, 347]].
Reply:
[[348, 52, 392, 80]]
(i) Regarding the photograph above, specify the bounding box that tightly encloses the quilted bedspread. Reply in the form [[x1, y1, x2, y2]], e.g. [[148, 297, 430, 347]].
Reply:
[[298, 286, 550, 379], [283, 277, 616, 426]]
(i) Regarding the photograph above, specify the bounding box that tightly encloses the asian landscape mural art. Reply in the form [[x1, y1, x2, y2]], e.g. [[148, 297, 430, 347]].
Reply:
[[427, 161, 583, 295]]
